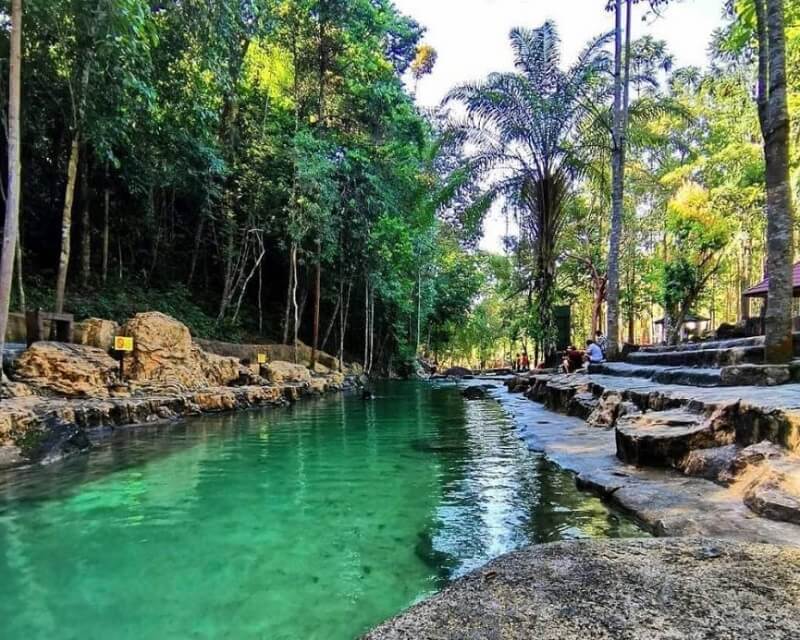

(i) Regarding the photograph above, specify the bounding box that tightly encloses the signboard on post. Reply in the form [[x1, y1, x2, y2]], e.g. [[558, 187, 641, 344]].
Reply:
[[257, 353, 268, 365], [113, 336, 134, 380], [114, 336, 134, 352]]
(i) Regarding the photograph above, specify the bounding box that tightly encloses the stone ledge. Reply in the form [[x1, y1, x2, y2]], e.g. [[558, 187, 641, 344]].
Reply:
[[364, 538, 800, 640]]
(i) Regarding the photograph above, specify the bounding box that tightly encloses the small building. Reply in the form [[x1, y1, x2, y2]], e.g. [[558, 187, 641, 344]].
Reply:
[[653, 313, 710, 343], [742, 261, 800, 332]]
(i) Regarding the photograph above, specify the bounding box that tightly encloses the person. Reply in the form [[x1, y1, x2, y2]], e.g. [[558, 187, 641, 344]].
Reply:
[[595, 330, 608, 356], [514, 353, 521, 372], [561, 345, 584, 374], [584, 339, 604, 365], [521, 352, 529, 371]]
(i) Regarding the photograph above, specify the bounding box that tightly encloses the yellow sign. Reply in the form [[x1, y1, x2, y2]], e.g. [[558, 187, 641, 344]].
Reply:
[[114, 336, 134, 352], [257, 353, 267, 364]]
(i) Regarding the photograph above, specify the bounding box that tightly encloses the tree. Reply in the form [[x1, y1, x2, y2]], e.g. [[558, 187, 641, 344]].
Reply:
[[754, 0, 795, 363], [445, 22, 612, 360], [662, 182, 732, 344], [410, 43, 438, 94], [0, 0, 22, 381], [606, 0, 632, 359]]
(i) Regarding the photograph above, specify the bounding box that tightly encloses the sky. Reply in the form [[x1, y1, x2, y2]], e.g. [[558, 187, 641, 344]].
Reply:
[[392, 0, 727, 251]]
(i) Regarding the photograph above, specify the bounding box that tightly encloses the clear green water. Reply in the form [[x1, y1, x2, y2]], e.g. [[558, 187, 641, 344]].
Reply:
[[0, 382, 641, 640]]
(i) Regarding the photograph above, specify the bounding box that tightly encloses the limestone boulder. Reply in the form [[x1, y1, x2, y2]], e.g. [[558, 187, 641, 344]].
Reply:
[[121, 312, 239, 390], [264, 360, 312, 385], [587, 392, 639, 429], [13, 342, 119, 397], [679, 444, 738, 481], [196, 349, 241, 387], [74, 317, 120, 351]]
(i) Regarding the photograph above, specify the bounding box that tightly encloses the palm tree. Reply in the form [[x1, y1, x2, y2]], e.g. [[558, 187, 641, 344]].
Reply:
[[444, 22, 612, 360]]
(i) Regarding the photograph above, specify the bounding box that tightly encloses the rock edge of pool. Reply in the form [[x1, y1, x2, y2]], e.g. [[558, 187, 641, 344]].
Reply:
[[363, 537, 800, 640]]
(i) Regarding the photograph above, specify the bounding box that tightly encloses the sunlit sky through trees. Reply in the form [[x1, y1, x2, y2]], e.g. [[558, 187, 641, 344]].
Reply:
[[394, 0, 724, 252]]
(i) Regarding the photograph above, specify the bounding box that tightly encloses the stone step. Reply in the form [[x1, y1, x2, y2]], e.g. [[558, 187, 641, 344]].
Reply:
[[639, 336, 764, 354], [637, 332, 800, 356], [590, 362, 723, 387], [626, 345, 764, 368], [615, 407, 734, 467]]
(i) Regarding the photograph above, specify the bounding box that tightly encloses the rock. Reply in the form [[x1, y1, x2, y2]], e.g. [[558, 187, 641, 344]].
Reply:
[[364, 538, 800, 640], [263, 360, 312, 385], [13, 342, 119, 397], [721, 364, 791, 387], [586, 392, 639, 429], [566, 391, 597, 420], [443, 366, 472, 378], [462, 385, 492, 401], [0, 381, 35, 399], [744, 470, 800, 525], [506, 375, 532, 394], [121, 312, 239, 390], [197, 350, 241, 387], [679, 444, 738, 481], [722, 440, 786, 482], [73, 317, 120, 351], [29, 417, 91, 464], [616, 407, 735, 468]]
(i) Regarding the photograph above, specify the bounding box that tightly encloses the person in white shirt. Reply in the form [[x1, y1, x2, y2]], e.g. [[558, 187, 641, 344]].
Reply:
[[584, 339, 604, 364]]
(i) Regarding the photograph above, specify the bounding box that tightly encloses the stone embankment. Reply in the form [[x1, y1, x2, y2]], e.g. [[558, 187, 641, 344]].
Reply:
[[501, 367, 800, 543], [0, 311, 358, 469]]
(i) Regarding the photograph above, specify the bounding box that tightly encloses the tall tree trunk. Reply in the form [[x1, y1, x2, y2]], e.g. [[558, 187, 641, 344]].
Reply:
[[338, 280, 352, 372], [605, 0, 632, 359], [14, 232, 24, 313], [0, 0, 22, 379], [416, 268, 422, 354], [321, 283, 342, 353], [310, 239, 321, 367], [79, 151, 91, 287], [756, 0, 795, 363], [283, 253, 294, 345], [54, 135, 80, 314], [101, 164, 109, 284], [292, 244, 299, 363], [363, 277, 369, 370], [55, 5, 94, 313]]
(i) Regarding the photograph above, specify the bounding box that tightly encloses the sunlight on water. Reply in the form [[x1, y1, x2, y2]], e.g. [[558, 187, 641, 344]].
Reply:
[[0, 382, 642, 640]]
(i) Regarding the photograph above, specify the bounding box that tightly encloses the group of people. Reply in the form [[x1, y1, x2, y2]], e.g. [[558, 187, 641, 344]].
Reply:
[[561, 331, 607, 374], [512, 352, 530, 372]]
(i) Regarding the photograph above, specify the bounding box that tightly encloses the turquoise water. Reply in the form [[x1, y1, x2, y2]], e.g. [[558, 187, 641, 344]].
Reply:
[[0, 382, 641, 640]]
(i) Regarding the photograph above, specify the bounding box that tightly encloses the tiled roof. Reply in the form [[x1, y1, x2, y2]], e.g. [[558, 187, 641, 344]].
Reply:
[[743, 262, 800, 297]]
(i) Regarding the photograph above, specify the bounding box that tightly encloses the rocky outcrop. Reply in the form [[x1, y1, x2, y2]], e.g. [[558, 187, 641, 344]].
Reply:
[[73, 317, 120, 351], [263, 360, 312, 385], [364, 538, 800, 640], [13, 342, 119, 397], [121, 312, 240, 390]]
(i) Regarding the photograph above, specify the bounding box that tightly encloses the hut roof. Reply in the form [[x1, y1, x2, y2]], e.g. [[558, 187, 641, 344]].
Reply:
[[743, 262, 800, 298]]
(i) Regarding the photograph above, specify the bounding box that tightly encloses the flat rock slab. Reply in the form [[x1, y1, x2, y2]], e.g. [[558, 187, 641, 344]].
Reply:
[[364, 538, 800, 640]]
